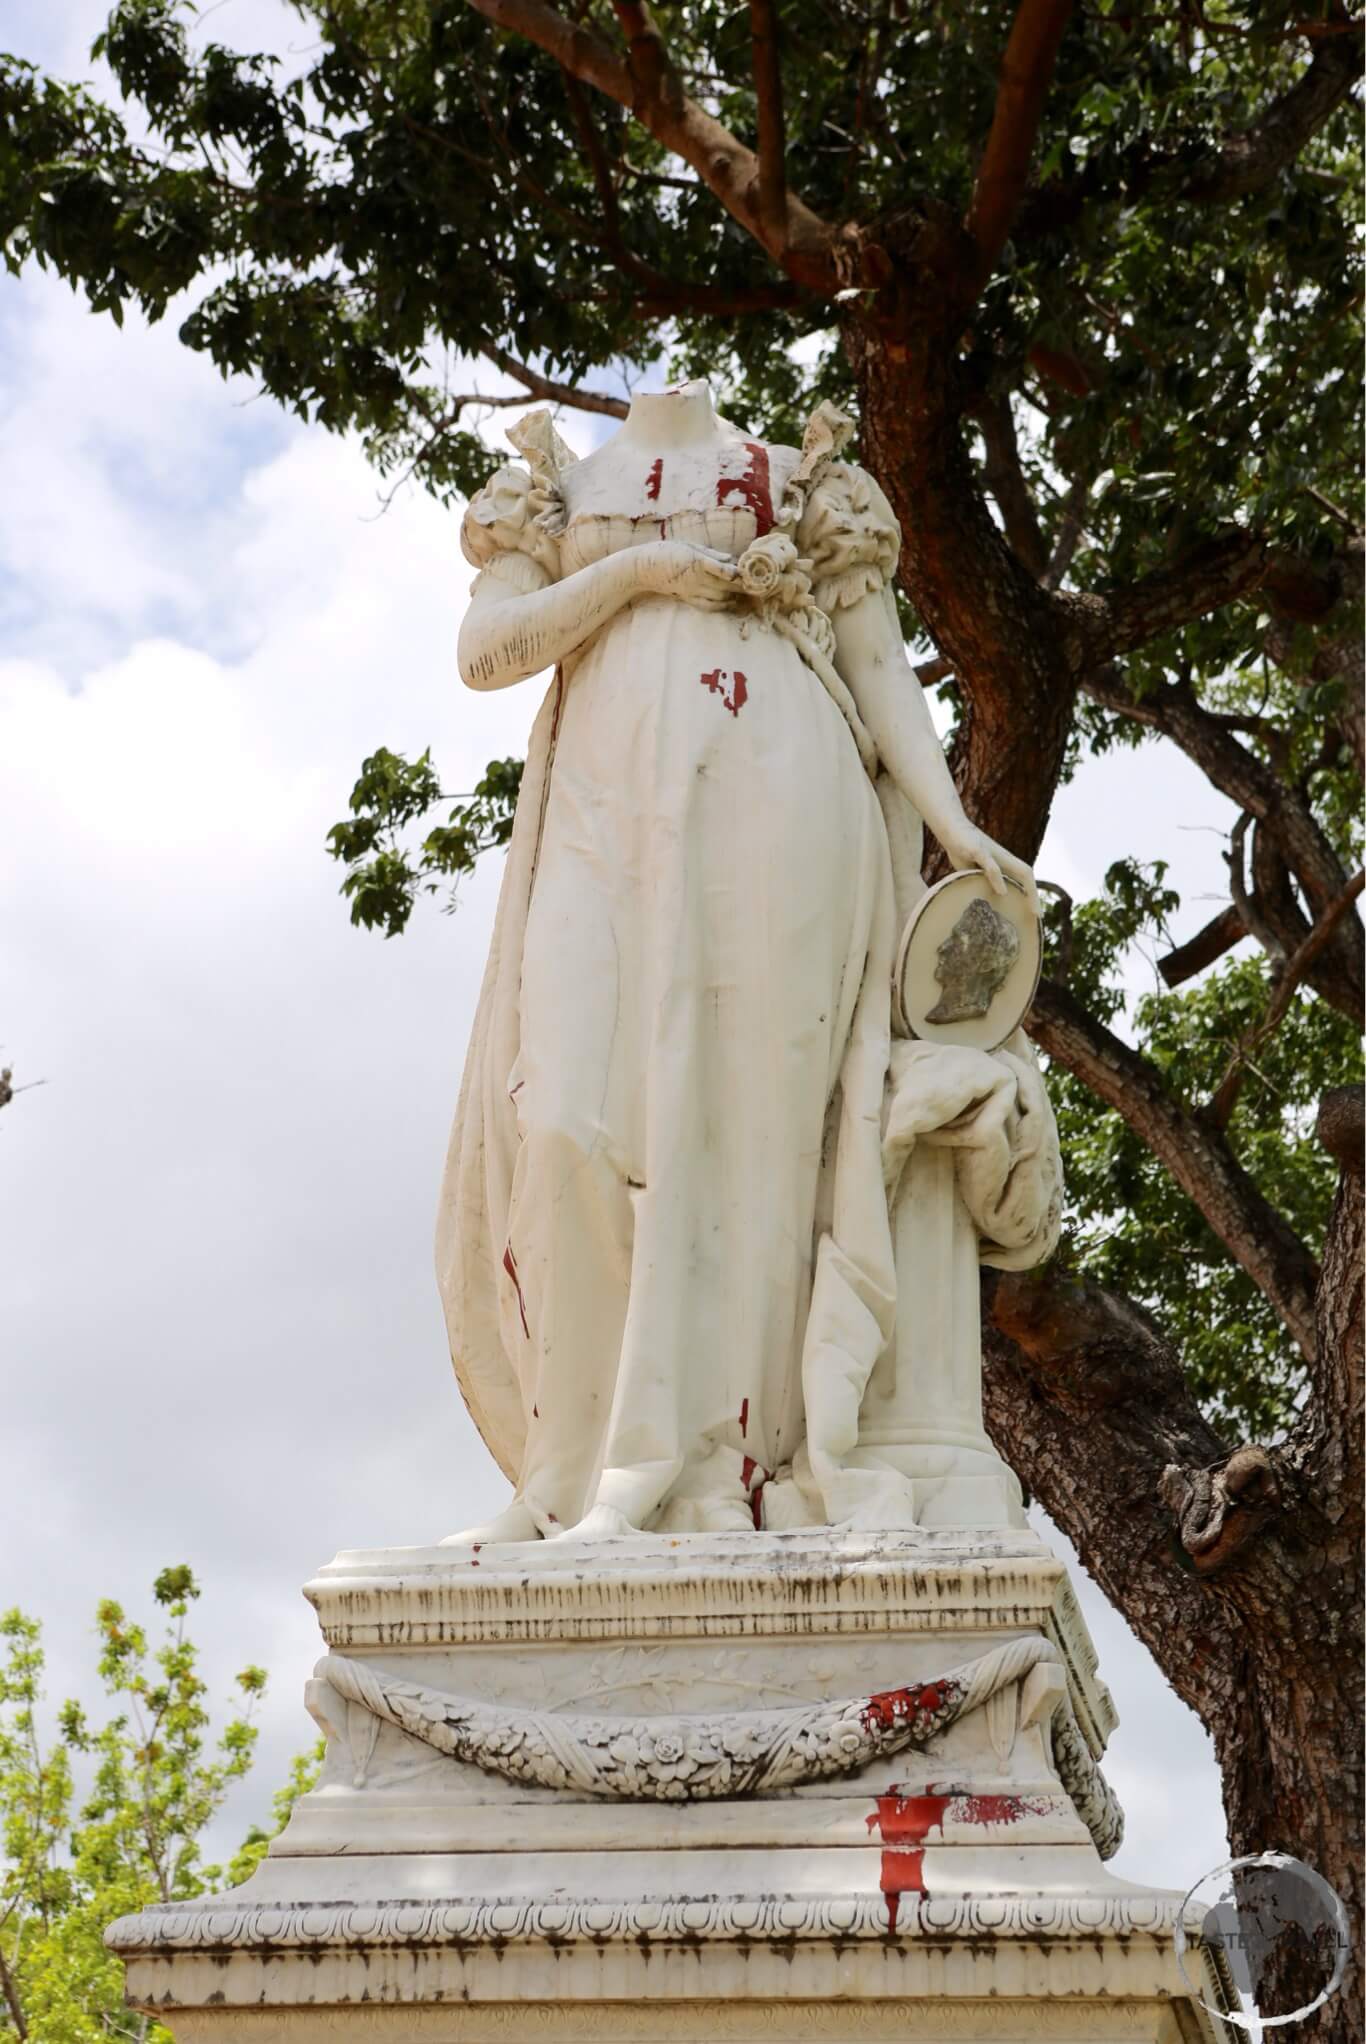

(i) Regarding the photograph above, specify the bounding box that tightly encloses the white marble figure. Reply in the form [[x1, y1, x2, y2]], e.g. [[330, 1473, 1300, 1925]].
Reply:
[[435, 381, 1060, 1545]]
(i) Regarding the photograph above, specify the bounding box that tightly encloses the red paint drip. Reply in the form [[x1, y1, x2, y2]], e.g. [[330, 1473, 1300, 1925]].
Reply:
[[739, 1398, 749, 1438], [532, 1404, 539, 1419], [644, 457, 663, 501], [700, 668, 748, 718], [866, 1793, 952, 1933], [740, 1454, 769, 1531], [502, 1242, 530, 1338], [716, 442, 774, 534]]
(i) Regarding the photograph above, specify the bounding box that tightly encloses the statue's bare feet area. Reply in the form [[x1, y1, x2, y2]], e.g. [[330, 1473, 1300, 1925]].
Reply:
[[554, 1503, 636, 1541], [439, 1499, 541, 1547]]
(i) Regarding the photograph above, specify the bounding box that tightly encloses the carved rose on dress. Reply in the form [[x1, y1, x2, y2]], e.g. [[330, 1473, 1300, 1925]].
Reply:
[[737, 532, 811, 606]]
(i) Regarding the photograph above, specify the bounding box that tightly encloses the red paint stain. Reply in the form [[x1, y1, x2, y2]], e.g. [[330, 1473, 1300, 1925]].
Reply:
[[955, 1792, 1048, 1826], [861, 1679, 956, 1735], [644, 457, 663, 501], [740, 1454, 768, 1530], [739, 1398, 750, 1438], [866, 1793, 951, 1933], [864, 1789, 1047, 1932], [716, 442, 773, 533], [700, 668, 749, 718], [502, 1242, 530, 1338], [532, 1404, 539, 1419]]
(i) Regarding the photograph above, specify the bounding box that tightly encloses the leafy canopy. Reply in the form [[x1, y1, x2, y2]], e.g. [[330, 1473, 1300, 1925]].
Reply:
[[0, 1569, 319, 2043]]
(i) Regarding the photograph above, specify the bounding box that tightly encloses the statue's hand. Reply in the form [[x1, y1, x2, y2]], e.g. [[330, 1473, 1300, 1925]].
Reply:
[[939, 821, 1040, 916], [633, 540, 739, 612]]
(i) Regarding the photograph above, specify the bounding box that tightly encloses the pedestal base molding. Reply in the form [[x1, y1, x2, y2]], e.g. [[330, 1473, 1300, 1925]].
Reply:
[[107, 1532, 1231, 2042]]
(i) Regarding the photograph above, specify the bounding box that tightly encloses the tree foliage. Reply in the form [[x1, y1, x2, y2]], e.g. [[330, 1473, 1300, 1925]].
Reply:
[[326, 747, 523, 936], [0, 1569, 319, 2042]]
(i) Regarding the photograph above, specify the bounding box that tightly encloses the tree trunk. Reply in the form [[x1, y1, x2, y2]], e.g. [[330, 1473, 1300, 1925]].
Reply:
[[983, 1092, 1363, 2040], [845, 290, 1077, 866]]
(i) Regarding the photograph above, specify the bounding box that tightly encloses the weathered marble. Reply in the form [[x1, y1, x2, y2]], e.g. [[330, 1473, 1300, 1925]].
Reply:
[[108, 1532, 1233, 2040]]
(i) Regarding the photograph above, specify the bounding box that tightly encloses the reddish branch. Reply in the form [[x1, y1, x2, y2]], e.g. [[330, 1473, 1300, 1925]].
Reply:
[[1062, 529, 1270, 669], [1026, 975, 1321, 1358], [463, 0, 846, 289], [488, 348, 628, 418], [749, 0, 788, 253], [964, 0, 1075, 295]]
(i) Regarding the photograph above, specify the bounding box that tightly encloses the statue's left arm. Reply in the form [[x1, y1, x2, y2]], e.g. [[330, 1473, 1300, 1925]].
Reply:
[[830, 583, 1039, 914]]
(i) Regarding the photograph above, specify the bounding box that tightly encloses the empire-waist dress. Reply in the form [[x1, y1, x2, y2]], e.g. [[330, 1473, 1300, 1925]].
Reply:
[[436, 410, 915, 1534]]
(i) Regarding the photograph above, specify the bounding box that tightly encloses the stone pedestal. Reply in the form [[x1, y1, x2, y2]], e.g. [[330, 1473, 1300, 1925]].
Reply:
[[108, 1530, 1231, 2040]]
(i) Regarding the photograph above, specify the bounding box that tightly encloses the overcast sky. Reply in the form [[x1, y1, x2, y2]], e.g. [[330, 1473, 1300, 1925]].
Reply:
[[2, 0, 1239, 1896]]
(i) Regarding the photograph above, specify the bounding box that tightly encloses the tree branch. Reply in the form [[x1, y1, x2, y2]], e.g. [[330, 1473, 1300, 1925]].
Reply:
[[1062, 529, 1269, 669], [1158, 903, 1247, 988], [1209, 868, 1365, 1127], [464, 0, 846, 289], [1027, 975, 1321, 1358], [1082, 664, 1364, 1017], [974, 392, 1049, 577], [750, 0, 788, 252], [1014, 21, 1362, 238], [487, 348, 628, 418], [1182, 26, 1364, 205], [963, 0, 1075, 296]]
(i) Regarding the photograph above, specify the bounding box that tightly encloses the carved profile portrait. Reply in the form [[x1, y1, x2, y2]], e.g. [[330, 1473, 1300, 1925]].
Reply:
[[925, 896, 1021, 1025]]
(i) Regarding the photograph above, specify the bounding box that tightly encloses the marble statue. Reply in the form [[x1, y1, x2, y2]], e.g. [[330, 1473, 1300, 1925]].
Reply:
[[107, 381, 1231, 2044], [435, 381, 1061, 1546]]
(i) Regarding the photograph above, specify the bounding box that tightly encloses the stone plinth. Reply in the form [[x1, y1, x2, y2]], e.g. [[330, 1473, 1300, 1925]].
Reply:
[[108, 1530, 1232, 2040]]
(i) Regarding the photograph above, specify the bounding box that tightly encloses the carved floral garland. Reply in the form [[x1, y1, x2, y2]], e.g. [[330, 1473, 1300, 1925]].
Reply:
[[305, 1634, 1121, 1860]]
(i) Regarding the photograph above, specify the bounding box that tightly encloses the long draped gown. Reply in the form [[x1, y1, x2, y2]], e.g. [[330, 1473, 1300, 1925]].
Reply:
[[436, 408, 920, 1536]]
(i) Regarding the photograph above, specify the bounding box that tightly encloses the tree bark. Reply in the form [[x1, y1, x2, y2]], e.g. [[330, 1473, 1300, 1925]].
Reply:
[[847, 286, 1076, 864], [983, 1089, 1364, 2040]]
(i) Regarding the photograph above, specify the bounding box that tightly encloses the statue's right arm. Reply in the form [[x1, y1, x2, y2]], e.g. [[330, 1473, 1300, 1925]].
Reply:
[[459, 543, 737, 691]]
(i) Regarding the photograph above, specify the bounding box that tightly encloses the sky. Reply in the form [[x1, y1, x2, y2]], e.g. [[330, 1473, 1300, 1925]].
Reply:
[[2, 0, 1239, 1898]]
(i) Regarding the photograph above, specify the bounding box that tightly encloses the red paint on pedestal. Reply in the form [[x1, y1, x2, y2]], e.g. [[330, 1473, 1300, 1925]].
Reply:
[[645, 457, 663, 500], [866, 1792, 953, 1932], [860, 1679, 952, 1735]]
